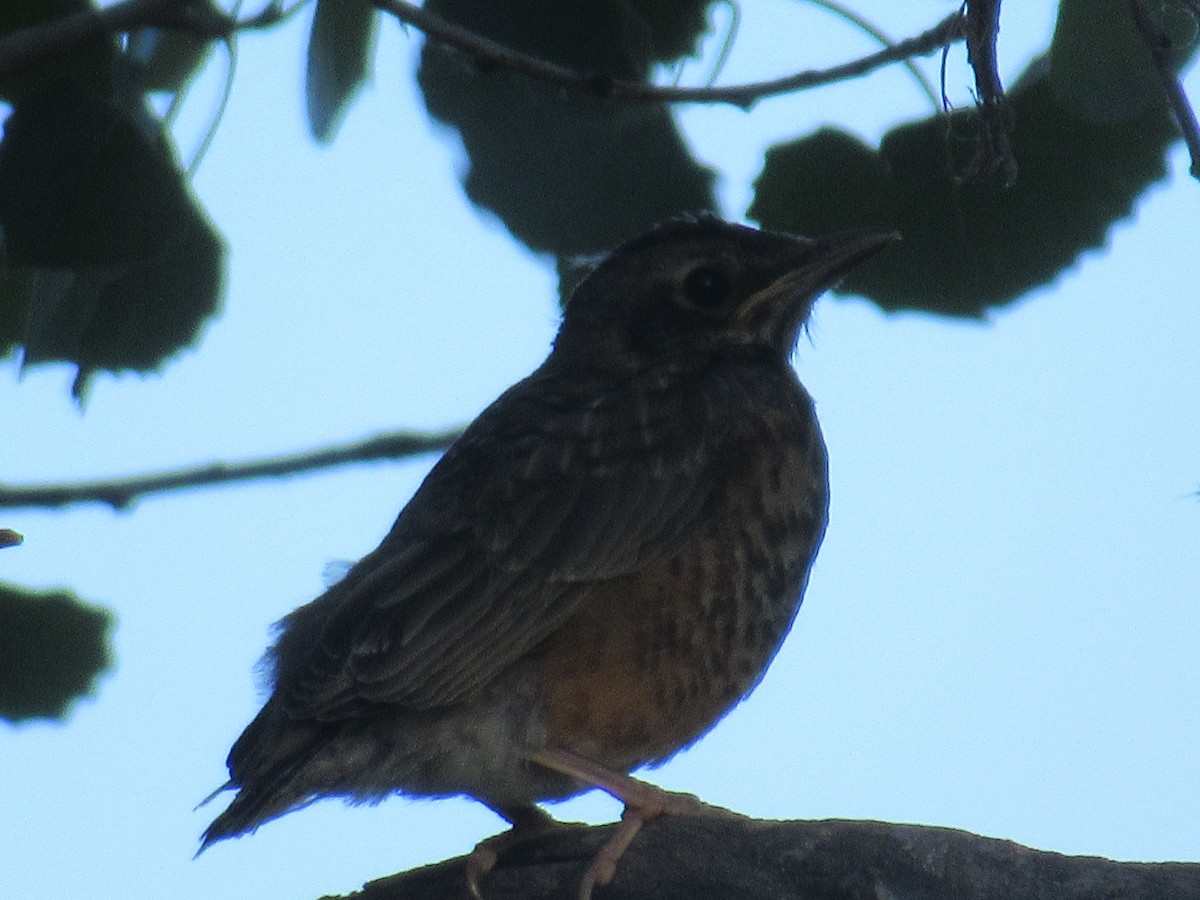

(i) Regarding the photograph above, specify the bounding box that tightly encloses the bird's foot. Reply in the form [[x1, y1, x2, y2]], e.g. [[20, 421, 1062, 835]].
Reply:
[[466, 804, 585, 900], [530, 746, 746, 899]]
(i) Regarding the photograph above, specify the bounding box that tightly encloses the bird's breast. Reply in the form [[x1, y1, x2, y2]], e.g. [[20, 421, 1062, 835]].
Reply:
[[533, 377, 828, 773]]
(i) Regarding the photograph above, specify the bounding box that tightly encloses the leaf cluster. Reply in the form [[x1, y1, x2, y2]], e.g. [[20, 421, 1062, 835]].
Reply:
[[0, 0, 1195, 721]]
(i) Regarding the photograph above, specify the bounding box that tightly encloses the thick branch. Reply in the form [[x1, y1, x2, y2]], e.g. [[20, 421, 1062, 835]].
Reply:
[[373, 0, 967, 110], [0, 427, 461, 511], [341, 816, 1200, 900]]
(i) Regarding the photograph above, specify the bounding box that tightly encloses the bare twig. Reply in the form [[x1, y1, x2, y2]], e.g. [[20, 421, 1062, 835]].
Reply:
[[1130, 0, 1200, 180], [961, 0, 1017, 185], [373, 0, 966, 110], [800, 0, 939, 111], [0, 427, 461, 511], [0, 0, 291, 81], [1, 0, 967, 109]]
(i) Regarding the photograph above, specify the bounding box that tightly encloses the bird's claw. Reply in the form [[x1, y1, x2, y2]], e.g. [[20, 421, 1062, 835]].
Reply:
[[465, 842, 498, 900]]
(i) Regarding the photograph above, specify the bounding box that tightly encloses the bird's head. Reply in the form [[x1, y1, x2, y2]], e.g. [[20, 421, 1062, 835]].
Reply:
[[554, 215, 897, 369]]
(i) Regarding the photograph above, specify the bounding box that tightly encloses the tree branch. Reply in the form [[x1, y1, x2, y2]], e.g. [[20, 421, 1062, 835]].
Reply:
[[0, 426, 461, 511], [1, 0, 967, 109], [372, 0, 967, 110], [342, 815, 1200, 900], [0, 0, 176, 81], [1130, 0, 1200, 180], [0, 0, 291, 81], [960, 0, 1017, 185]]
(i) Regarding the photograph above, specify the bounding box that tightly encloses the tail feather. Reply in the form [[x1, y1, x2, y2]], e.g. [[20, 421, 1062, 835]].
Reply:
[[197, 781, 312, 854], [195, 780, 233, 812], [196, 704, 327, 854]]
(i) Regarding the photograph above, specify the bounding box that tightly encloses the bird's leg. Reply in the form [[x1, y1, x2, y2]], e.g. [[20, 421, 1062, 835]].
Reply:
[[466, 804, 553, 899], [574, 804, 646, 900], [529, 747, 744, 899], [465, 803, 581, 900], [530, 746, 738, 817]]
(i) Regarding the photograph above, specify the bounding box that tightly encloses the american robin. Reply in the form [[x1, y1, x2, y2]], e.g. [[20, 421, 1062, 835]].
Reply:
[[199, 216, 895, 897]]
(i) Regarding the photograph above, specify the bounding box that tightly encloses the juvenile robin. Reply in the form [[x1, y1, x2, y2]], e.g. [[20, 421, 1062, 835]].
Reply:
[[199, 216, 895, 897]]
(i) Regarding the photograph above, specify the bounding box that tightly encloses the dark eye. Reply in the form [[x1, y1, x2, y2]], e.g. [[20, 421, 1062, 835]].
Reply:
[[681, 266, 731, 310]]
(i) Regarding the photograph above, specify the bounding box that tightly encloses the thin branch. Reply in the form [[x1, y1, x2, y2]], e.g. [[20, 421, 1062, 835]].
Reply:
[[0, 0, 176, 80], [1130, 0, 1200, 180], [961, 0, 1017, 185], [0, 427, 462, 512], [1, 0, 967, 109], [0, 0, 292, 81], [700, 0, 739, 89], [798, 0, 940, 112], [373, 0, 967, 110]]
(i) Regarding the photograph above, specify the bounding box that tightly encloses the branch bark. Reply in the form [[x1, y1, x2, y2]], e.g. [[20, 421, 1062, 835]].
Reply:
[[372, 0, 967, 110], [0, 426, 461, 511], [0, 0, 968, 107], [961, 0, 1017, 185], [336, 816, 1200, 900]]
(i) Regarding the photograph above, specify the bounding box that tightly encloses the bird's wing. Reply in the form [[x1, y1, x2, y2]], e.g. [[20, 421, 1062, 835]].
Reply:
[[271, 366, 725, 719]]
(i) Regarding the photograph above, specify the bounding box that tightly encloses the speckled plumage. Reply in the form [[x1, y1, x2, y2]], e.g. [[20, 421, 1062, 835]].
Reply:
[[200, 217, 895, 875]]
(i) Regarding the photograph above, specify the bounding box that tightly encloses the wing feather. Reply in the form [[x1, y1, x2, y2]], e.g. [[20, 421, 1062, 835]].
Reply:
[[270, 363, 721, 719]]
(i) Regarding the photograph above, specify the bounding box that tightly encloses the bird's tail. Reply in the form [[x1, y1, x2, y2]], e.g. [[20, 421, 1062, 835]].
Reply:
[[196, 779, 314, 855], [196, 705, 325, 855]]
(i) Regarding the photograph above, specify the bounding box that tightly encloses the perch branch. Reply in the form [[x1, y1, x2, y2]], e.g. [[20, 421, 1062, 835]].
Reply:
[[343, 815, 1200, 900]]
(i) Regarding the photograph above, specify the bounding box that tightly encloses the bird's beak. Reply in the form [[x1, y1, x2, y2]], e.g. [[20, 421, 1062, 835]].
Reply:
[[739, 228, 899, 323]]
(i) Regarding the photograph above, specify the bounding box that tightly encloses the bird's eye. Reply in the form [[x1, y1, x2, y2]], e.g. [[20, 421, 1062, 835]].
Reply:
[[681, 266, 731, 310]]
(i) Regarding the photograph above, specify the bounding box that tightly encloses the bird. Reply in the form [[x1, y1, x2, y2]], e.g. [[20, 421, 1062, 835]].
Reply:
[[199, 215, 896, 898]]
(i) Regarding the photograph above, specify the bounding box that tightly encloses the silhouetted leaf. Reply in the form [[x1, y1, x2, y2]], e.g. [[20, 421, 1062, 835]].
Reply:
[[0, 0, 116, 102], [306, 0, 379, 143], [0, 83, 226, 396], [417, 0, 716, 269], [1051, 0, 1195, 123], [0, 583, 114, 723], [620, 0, 716, 63], [749, 1, 1196, 317], [125, 27, 215, 95], [0, 267, 25, 357]]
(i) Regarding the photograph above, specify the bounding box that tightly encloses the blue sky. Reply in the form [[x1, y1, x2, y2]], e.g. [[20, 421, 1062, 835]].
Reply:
[[3, 4, 1198, 899]]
